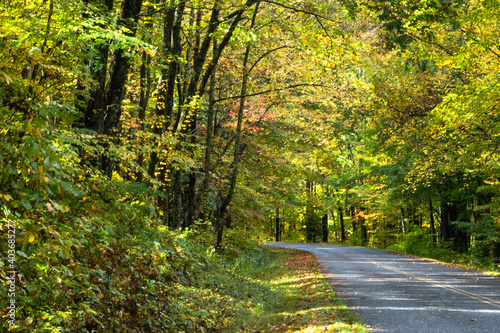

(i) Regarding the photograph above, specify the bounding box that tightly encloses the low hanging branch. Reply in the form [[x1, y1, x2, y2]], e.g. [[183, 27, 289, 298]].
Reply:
[[214, 83, 324, 102], [262, 0, 341, 24], [249, 45, 294, 74]]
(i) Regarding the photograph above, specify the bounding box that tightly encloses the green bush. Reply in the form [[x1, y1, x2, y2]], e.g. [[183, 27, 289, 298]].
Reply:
[[387, 225, 453, 259]]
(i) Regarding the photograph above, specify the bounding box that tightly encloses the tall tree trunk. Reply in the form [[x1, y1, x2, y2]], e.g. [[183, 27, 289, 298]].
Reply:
[[78, 0, 113, 132], [450, 200, 469, 253], [135, 51, 151, 181], [322, 213, 329, 243], [215, 208, 224, 252], [429, 199, 436, 242], [275, 207, 280, 242], [338, 205, 345, 242], [148, 0, 186, 178], [350, 206, 357, 232], [135, 3, 154, 182], [305, 180, 319, 242], [195, 46, 216, 221], [177, 3, 220, 229], [359, 211, 368, 245], [270, 213, 274, 238], [400, 207, 406, 234], [101, 0, 144, 177], [213, 3, 259, 248]]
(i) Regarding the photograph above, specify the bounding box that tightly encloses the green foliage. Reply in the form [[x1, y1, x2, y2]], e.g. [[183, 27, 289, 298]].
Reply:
[[387, 226, 451, 259], [304, 210, 323, 243]]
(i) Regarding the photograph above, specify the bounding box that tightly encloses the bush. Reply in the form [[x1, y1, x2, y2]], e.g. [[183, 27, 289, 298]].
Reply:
[[387, 225, 453, 259]]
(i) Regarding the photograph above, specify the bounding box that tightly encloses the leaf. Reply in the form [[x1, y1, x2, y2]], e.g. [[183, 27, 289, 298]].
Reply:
[[26, 284, 38, 292], [61, 182, 72, 192], [23, 120, 32, 133], [1, 194, 13, 201], [21, 198, 32, 210], [16, 251, 28, 259], [35, 128, 42, 140], [2, 72, 13, 84], [52, 202, 62, 211]]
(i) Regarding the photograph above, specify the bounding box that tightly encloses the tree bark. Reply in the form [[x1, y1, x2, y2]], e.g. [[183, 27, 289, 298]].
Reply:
[[359, 211, 368, 246], [429, 199, 436, 242], [78, 0, 113, 132], [148, 0, 186, 178], [350, 206, 357, 232], [213, 3, 259, 246], [400, 207, 406, 234], [135, 34, 152, 181], [338, 205, 345, 242], [101, 0, 143, 177], [195, 40, 217, 222], [322, 213, 329, 243], [275, 207, 280, 242], [440, 201, 450, 242]]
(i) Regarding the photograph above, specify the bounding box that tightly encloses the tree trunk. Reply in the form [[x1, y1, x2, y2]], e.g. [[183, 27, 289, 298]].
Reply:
[[275, 207, 280, 242], [135, 47, 152, 182], [360, 209, 368, 245], [212, 3, 259, 247], [78, 0, 113, 132], [450, 201, 469, 253], [350, 206, 357, 232], [195, 40, 217, 222], [215, 209, 224, 252], [400, 207, 406, 234], [101, 0, 143, 177], [148, 0, 186, 178], [322, 213, 329, 243], [270, 213, 274, 238], [429, 199, 436, 242], [338, 206, 345, 242]]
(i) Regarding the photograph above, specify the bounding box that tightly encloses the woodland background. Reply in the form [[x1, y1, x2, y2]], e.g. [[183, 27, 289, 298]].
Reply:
[[1, 0, 500, 331]]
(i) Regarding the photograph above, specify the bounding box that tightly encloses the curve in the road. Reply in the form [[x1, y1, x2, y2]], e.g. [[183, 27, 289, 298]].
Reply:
[[350, 251, 500, 309], [267, 242, 500, 333]]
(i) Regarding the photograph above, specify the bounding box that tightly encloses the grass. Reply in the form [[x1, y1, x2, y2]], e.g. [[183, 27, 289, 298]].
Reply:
[[224, 246, 370, 333]]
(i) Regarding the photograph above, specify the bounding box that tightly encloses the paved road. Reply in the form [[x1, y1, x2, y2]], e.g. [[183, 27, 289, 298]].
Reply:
[[266, 242, 500, 333]]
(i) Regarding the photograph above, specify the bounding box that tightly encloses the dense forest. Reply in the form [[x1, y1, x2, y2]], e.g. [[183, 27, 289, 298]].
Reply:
[[1, 0, 499, 331]]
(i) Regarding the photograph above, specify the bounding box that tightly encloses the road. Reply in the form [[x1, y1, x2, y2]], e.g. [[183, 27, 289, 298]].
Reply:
[[266, 242, 500, 333]]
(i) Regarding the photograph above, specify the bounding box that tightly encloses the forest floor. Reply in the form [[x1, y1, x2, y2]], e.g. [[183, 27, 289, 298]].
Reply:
[[225, 247, 369, 333]]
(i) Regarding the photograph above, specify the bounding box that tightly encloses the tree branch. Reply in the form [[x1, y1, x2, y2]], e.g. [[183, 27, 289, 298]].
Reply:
[[215, 83, 324, 102], [262, 0, 341, 24], [249, 45, 294, 74]]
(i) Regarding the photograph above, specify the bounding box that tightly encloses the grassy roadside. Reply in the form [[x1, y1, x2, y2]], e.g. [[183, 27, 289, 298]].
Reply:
[[224, 246, 369, 333]]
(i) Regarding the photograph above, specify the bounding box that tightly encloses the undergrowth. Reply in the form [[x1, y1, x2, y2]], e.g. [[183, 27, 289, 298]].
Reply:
[[1, 212, 369, 332], [386, 226, 500, 274]]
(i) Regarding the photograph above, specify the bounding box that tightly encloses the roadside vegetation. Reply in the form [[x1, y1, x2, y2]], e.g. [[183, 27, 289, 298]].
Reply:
[[2, 204, 368, 333], [224, 247, 368, 333]]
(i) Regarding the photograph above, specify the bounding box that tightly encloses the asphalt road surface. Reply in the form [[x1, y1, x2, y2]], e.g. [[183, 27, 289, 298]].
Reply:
[[266, 242, 500, 333]]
